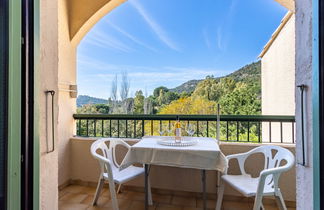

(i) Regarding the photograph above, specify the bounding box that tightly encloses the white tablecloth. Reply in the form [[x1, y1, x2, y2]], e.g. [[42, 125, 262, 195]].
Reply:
[[120, 136, 228, 172]]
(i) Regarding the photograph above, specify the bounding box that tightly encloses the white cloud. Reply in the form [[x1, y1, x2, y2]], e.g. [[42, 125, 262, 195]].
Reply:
[[106, 21, 158, 52], [203, 28, 212, 49], [129, 0, 180, 52], [85, 29, 133, 53], [215, 0, 238, 51]]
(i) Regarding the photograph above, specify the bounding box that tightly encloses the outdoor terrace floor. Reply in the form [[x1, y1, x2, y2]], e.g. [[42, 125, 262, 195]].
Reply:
[[59, 184, 296, 210]]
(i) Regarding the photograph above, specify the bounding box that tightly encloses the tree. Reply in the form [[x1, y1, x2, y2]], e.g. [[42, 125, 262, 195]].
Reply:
[[158, 96, 216, 115], [120, 71, 130, 101], [119, 71, 130, 113], [110, 74, 118, 112], [218, 83, 261, 115], [144, 98, 154, 114], [124, 98, 134, 114], [192, 77, 236, 101], [153, 86, 169, 98], [134, 90, 144, 114], [77, 104, 110, 114]]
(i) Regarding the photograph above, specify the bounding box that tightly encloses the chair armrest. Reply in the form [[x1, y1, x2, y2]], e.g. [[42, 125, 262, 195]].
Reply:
[[260, 165, 290, 177]]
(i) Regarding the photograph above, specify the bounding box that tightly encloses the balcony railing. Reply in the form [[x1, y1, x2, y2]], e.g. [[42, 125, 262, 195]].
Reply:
[[73, 114, 295, 144]]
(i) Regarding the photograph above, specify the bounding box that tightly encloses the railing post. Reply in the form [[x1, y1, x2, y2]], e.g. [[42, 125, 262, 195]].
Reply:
[[134, 120, 136, 138], [247, 122, 250, 142], [86, 119, 89, 137], [206, 121, 209, 137], [258, 122, 261, 143], [94, 120, 97, 137], [101, 120, 104, 137], [269, 122, 272, 143], [109, 120, 112, 137], [226, 121, 229, 141], [292, 122, 295, 143], [117, 120, 120, 138], [126, 120, 128, 138], [78, 119, 81, 136], [236, 121, 239, 142]]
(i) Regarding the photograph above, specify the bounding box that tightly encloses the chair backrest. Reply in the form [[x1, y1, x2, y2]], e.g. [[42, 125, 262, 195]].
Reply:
[[90, 138, 131, 178], [249, 145, 295, 171], [247, 145, 295, 189]]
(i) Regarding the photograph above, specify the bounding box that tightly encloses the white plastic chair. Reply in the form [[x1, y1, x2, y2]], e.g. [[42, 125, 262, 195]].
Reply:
[[90, 138, 152, 210], [216, 145, 295, 210]]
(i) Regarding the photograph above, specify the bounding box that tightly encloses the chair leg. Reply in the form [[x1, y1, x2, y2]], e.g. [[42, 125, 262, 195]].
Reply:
[[92, 177, 105, 206], [116, 184, 122, 194], [148, 178, 153, 205], [215, 180, 225, 210], [253, 194, 263, 210], [108, 178, 119, 210], [275, 190, 287, 210]]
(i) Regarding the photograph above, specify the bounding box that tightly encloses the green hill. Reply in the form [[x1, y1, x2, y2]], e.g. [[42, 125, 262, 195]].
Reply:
[[169, 61, 261, 93], [77, 95, 108, 107], [222, 61, 261, 84], [169, 80, 201, 94]]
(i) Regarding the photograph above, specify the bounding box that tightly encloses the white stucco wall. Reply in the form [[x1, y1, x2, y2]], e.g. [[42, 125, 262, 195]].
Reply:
[[261, 13, 295, 143], [58, 0, 78, 187], [39, 0, 59, 209], [295, 0, 313, 209]]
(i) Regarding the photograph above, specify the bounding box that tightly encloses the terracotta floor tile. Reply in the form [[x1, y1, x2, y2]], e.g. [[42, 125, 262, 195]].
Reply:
[[61, 185, 89, 194], [196, 199, 216, 209], [105, 198, 132, 210], [128, 200, 156, 210], [59, 189, 69, 199], [59, 201, 89, 210], [60, 192, 89, 203], [221, 201, 253, 210], [81, 195, 111, 206], [87, 206, 113, 210], [123, 191, 146, 201], [182, 207, 213, 210], [156, 203, 183, 210], [82, 186, 99, 195], [172, 196, 196, 207], [58, 185, 292, 210], [152, 193, 172, 204]]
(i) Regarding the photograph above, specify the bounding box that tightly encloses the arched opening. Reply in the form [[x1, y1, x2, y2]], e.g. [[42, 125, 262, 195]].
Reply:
[[58, 0, 297, 209]]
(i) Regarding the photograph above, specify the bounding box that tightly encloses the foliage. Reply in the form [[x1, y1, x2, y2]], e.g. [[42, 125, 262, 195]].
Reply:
[[159, 96, 216, 115], [218, 82, 261, 115], [134, 90, 145, 114], [77, 104, 110, 114], [192, 77, 236, 101], [153, 86, 169, 97]]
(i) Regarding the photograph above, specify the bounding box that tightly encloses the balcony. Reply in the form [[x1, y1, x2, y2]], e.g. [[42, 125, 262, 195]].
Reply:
[[57, 114, 296, 209]]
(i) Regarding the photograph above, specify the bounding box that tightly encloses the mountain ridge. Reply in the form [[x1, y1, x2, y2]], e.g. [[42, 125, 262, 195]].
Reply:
[[169, 61, 260, 93]]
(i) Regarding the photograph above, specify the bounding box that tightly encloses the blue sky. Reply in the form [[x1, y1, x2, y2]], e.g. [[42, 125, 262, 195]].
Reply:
[[77, 0, 287, 99]]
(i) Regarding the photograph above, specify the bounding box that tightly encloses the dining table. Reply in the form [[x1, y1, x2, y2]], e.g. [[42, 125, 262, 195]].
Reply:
[[120, 136, 227, 210]]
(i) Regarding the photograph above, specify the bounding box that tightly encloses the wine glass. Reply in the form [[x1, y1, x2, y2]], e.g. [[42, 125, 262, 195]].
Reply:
[[165, 125, 172, 136], [186, 124, 195, 137], [158, 128, 165, 136]]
